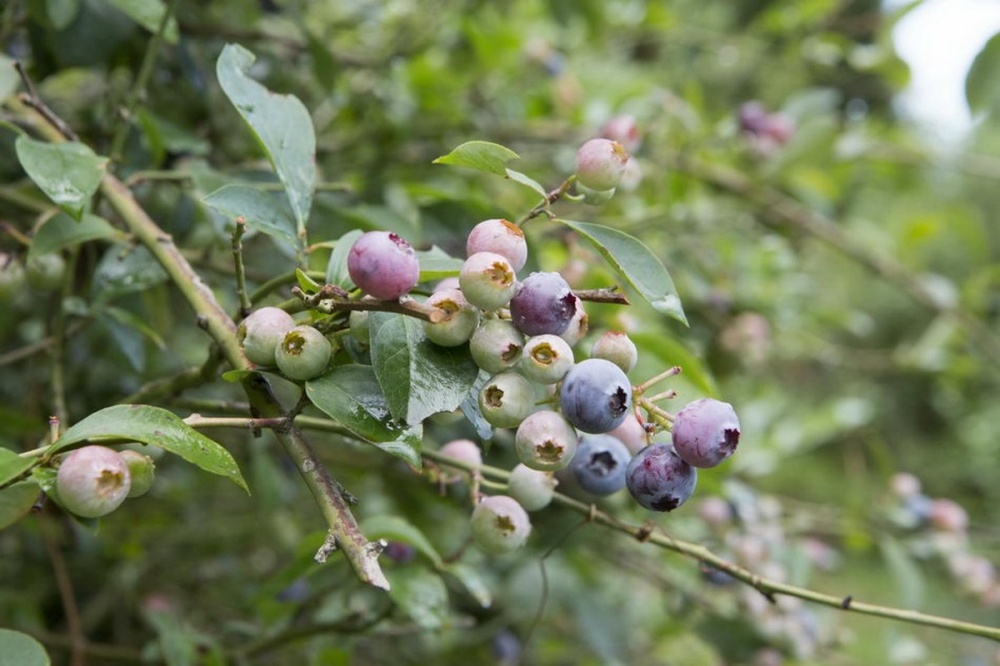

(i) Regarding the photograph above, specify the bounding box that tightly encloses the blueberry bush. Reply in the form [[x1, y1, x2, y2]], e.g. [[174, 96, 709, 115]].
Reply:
[[2, 1, 1000, 664]]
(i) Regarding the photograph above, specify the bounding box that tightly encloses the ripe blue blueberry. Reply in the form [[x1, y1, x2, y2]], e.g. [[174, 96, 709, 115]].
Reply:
[[347, 231, 420, 300], [571, 434, 631, 496], [509, 272, 577, 337], [671, 398, 741, 468], [559, 358, 632, 434], [625, 442, 698, 512]]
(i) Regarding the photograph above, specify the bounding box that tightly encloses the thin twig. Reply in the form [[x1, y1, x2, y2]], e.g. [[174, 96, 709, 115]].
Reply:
[[14, 61, 78, 141], [0, 319, 89, 367], [41, 515, 86, 666], [231, 217, 252, 317], [293, 285, 447, 323]]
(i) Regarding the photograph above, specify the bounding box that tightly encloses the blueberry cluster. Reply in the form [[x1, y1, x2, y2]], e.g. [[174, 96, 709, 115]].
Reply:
[[239, 306, 336, 381], [54, 445, 155, 519], [360, 149, 746, 555]]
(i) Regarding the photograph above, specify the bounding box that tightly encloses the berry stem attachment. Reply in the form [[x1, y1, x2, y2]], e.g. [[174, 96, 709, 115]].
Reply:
[[636, 366, 682, 393], [292, 285, 447, 323], [516, 176, 576, 226], [645, 390, 678, 403]]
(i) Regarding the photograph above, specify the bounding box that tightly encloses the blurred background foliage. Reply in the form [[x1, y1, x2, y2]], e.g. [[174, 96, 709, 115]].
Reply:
[[1, 0, 999, 664]]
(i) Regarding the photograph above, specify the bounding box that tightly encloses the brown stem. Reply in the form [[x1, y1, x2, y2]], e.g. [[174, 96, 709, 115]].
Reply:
[[41, 515, 86, 666]]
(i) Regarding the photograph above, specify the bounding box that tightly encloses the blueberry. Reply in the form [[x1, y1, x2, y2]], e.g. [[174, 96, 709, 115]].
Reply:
[[520, 334, 574, 384], [478, 372, 535, 429], [599, 115, 641, 153], [559, 358, 632, 434], [238, 306, 296, 366], [509, 272, 577, 337], [671, 398, 741, 468], [56, 446, 131, 518], [574, 138, 630, 191], [571, 434, 631, 496], [507, 464, 558, 511], [557, 298, 589, 346], [459, 251, 517, 311], [275, 325, 334, 381], [470, 495, 531, 554], [347, 231, 420, 300], [625, 442, 697, 512], [466, 218, 527, 272], [424, 288, 480, 347], [118, 450, 155, 498], [514, 410, 577, 471], [470, 319, 524, 374], [26, 253, 66, 291], [590, 330, 637, 373], [438, 438, 482, 467]]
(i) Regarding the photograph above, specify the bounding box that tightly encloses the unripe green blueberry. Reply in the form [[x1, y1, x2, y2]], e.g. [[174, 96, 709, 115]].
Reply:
[[424, 288, 480, 347], [478, 371, 535, 429], [470, 495, 531, 554], [460, 252, 517, 311], [466, 219, 528, 272], [470, 319, 524, 374], [56, 445, 131, 518], [0, 254, 26, 303], [507, 464, 558, 511], [514, 410, 578, 471], [591, 331, 638, 373], [576, 183, 616, 205], [575, 138, 630, 191], [349, 310, 370, 346], [275, 325, 334, 381], [118, 449, 155, 498], [439, 438, 483, 467], [26, 253, 66, 291], [238, 307, 296, 366], [520, 335, 574, 384]]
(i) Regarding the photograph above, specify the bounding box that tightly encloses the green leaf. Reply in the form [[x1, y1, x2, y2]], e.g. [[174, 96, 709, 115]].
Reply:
[[203, 184, 299, 249], [0, 628, 50, 666], [0, 452, 38, 491], [433, 140, 520, 176], [361, 515, 444, 567], [879, 536, 925, 610], [416, 246, 463, 282], [107, 0, 179, 44], [0, 449, 39, 529], [967, 32, 1000, 116], [461, 370, 494, 442], [92, 244, 168, 302], [28, 213, 120, 261], [368, 312, 480, 425], [0, 54, 19, 102], [554, 219, 687, 324], [105, 306, 168, 351], [54, 405, 248, 492], [505, 168, 548, 198], [325, 229, 363, 288], [216, 44, 316, 236], [384, 566, 450, 630], [295, 268, 322, 293], [305, 366, 422, 467], [442, 562, 492, 608], [15, 136, 108, 220]]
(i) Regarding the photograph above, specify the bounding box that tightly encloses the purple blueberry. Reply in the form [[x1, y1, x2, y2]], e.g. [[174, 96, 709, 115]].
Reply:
[[466, 219, 528, 272], [509, 272, 577, 337], [575, 138, 630, 191], [347, 231, 420, 300], [559, 358, 632, 434], [626, 442, 697, 512], [671, 398, 741, 468], [570, 434, 631, 496]]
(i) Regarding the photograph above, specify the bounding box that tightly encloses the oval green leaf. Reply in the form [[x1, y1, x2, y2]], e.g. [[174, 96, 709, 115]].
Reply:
[[217, 44, 316, 236], [554, 219, 687, 324], [204, 184, 299, 249], [305, 365, 422, 467], [28, 213, 121, 261], [0, 628, 50, 666], [52, 405, 248, 492], [368, 312, 481, 425], [433, 140, 520, 176], [325, 229, 363, 288], [361, 515, 444, 567], [15, 136, 108, 220], [967, 32, 1000, 116]]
